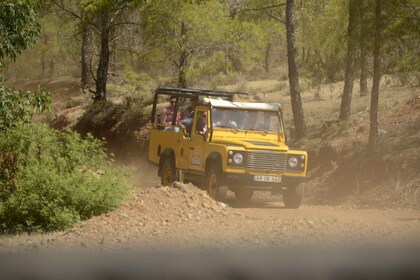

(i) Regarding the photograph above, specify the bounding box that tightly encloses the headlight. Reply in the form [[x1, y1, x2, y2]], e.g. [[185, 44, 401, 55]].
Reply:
[[233, 153, 244, 164], [228, 150, 245, 167], [288, 156, 298, 168]]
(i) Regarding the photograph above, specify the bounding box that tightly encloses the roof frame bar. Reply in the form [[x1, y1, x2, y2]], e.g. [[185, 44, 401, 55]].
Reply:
[[155, 87, 247, 101], [151, 87, 248, 124]]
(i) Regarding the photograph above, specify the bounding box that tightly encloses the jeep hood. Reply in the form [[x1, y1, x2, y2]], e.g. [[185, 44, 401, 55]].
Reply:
[[211, 134, 288, 151]]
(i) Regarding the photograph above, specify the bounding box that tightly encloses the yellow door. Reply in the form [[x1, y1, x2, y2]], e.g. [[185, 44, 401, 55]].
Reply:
[[188, 109, 208, 172], [176, 134, 189, 169]]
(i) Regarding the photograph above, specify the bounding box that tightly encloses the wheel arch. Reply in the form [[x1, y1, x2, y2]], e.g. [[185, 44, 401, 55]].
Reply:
[[158, 148, 176, 176], [205, 152, 223, 174]]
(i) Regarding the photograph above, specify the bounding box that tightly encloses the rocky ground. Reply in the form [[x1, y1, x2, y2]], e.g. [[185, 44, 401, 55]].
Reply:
[[1, 181, 419, 252]]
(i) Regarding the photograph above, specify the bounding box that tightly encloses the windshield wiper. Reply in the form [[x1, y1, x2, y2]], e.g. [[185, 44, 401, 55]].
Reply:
[[219, 126, 239, 133], [247, 128, 268, 135]]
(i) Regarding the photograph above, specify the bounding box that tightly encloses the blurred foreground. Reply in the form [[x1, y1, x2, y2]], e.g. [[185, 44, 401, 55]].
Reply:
[[1, 245, 420, 279]]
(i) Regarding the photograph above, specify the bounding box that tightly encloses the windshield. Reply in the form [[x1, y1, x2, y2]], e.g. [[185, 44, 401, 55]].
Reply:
[[211, 108, 281, 132]]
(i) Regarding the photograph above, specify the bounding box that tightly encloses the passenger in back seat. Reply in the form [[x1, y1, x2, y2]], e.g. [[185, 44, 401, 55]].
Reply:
[[180, 97, 198, 134], [160, 96, 180, 127]]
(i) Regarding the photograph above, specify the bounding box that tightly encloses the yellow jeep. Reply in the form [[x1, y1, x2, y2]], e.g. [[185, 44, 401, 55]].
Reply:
[[148, 87, 308, 208]]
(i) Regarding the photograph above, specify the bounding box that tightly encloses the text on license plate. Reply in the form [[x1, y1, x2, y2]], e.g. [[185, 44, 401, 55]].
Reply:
[[254, 175, 282, 183]]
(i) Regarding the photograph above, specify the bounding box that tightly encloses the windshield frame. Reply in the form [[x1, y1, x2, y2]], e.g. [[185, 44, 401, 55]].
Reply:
[[209, 107, 284, 137]]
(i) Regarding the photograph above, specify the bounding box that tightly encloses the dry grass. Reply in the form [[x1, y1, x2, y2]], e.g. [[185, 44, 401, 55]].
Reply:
[[217, 75, 418, 130]]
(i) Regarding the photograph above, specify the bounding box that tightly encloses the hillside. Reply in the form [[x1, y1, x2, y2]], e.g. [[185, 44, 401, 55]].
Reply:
[[1, 75, 419, 252], [10, 74, 420, 209]]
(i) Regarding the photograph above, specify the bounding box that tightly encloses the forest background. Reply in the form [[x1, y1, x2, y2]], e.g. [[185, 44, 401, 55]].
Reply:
[[0, 0, 419, 232]]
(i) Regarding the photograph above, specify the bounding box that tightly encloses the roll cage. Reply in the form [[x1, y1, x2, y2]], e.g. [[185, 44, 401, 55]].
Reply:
[[150, 87, 247, 126]]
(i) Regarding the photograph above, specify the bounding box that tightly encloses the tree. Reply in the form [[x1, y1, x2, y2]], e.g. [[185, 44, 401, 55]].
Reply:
[[239, 0, 306, 138], [286, 0, 306, 138], [0, 0, 41, 65], [83, 0, 144, 101], [52, 0, 143, 100], [141, 0, 236, 88], [0, 0, 51, 130], [358, 0, 369, 96], [338, 0, 358, 121], [383, 0, 420, 82], [81, 11, 93, 89], [50, 0, 93, 89], [368, 0, 382, 151], [294, 0, 348, 84]]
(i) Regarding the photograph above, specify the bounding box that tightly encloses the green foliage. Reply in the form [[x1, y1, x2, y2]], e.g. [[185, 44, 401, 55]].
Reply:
[[299, 0, 348, 82], [123, 71, 157, 93], [3, 9, 80, 82], [209, 72, 242, 89], [64, 95, 85, 109], [0, 83, 51, 131], [0, 0, 41, 62], [81, 0, 144, 13], [141, 0, 266, 85], [0, 123, 129, 232], [108, 71, 156, 110], [381, 0, 420, 77]]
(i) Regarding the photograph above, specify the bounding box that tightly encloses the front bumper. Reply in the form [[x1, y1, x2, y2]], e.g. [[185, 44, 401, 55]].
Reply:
[[224, 173, 306, 190]]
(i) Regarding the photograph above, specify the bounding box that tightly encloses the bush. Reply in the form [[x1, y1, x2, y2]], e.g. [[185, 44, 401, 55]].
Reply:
[[0, 124, 129, 232], [210, 72, 243, 89], [0, 83, 51, 131]]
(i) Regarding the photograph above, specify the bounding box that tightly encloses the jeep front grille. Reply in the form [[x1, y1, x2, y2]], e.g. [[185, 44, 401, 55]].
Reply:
[[246, 152, 287, 172]]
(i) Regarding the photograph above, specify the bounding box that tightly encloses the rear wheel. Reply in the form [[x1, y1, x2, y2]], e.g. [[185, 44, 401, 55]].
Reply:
[[234, 190, 254, 203], [206, 167, 228, 202], [283, 184, 304, 209], [160, 158, 175, 186]]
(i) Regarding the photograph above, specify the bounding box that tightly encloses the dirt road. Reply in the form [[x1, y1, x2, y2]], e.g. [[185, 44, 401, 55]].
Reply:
[[1, 184, 419, 252]]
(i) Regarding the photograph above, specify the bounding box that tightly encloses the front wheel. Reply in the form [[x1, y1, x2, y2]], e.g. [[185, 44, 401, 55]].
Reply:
[[283, 184, 304, 209], [160, 158, 175, 186], [206, 167, 228, 202]]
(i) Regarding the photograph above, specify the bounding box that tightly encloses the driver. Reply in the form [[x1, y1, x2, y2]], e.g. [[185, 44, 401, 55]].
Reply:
[[213, 109, 237, 128], [196, 111, 208, 135], [242, 111, 258, 130]]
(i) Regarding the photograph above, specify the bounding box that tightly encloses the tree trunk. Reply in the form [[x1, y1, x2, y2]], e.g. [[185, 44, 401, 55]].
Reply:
[[94, 14, 110, 101], [41, 51, 46, 79], [109, 28, 117, 78], [178, 21, 188, 88], [40, 33, 48, 79], [359, 0, 368, 96], [286, 0, 306, 139], [368, 0, 382, 151], [339, 0, 358, 121], [265, 42, 271, 73], [81, 21, 92, 89], [178, 49, 187, 88]]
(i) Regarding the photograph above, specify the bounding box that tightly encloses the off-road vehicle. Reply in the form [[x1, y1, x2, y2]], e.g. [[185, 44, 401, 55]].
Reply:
[[148, 87, 308, 208]]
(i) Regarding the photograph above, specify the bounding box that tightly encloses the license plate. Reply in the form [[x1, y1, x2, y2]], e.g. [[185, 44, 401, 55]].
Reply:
[[253, 175, 282, 183]]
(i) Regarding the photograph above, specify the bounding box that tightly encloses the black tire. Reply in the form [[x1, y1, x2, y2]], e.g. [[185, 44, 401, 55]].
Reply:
[[283, 184, 304, 209], [160, 158, 175, 186], [206, 166, 228, 202], [234, 190, 254, 203]]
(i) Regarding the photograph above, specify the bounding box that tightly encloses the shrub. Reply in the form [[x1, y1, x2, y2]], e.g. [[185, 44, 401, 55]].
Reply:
[[0, 83, 51, 131], [210, 72, 242, 89], [64, 95, 85, 109], [0, 124, 129, 232]]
